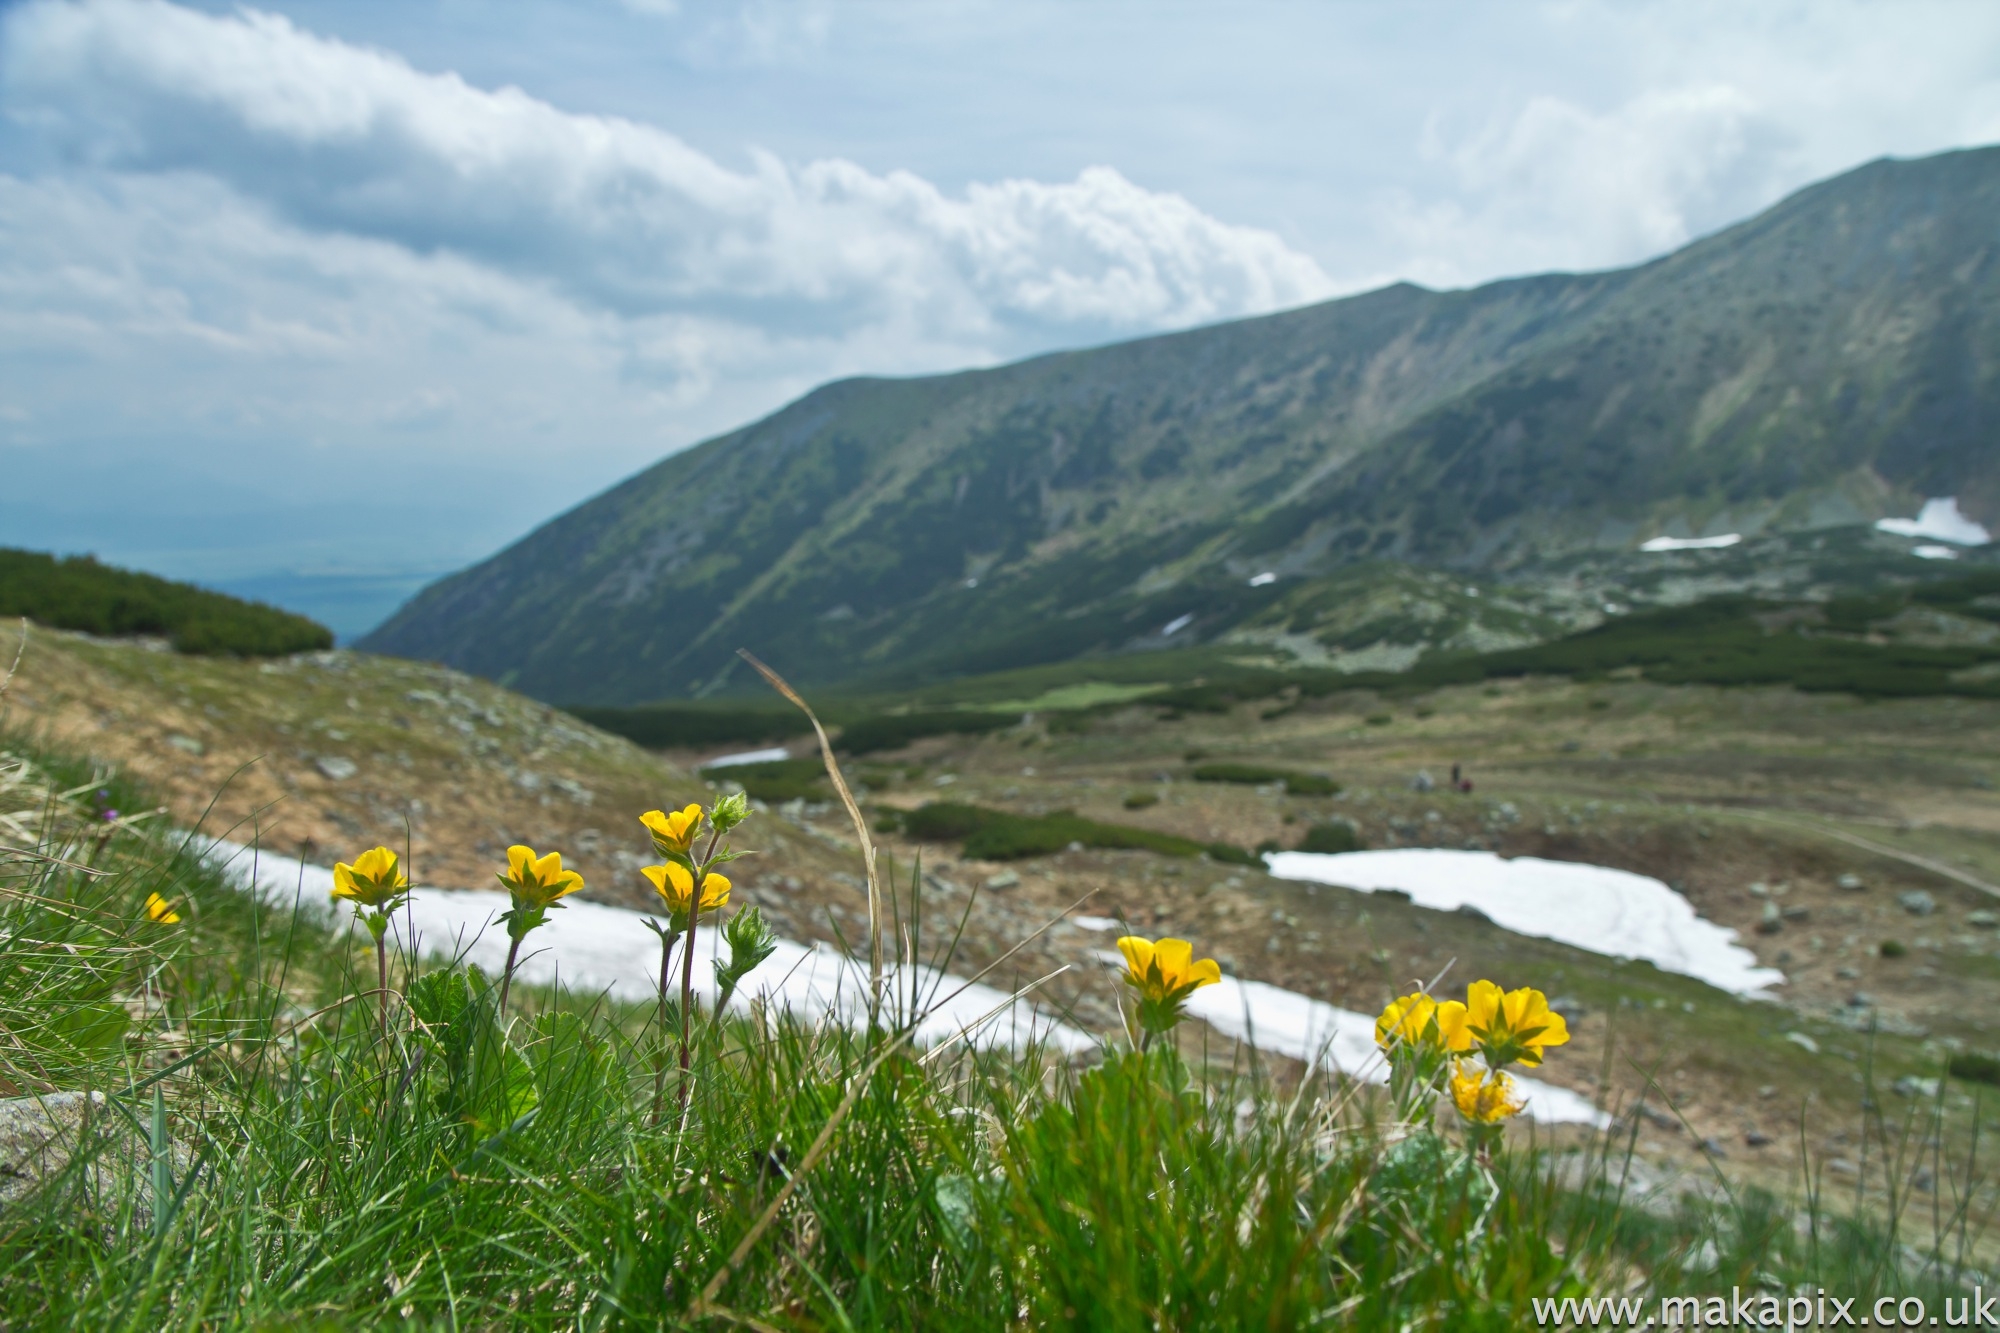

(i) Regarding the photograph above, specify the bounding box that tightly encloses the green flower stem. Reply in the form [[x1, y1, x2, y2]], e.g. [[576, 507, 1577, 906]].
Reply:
[[676, 826, 724, 1108], [498, 934, 523, 1013], [653, 924, 678, 1127]]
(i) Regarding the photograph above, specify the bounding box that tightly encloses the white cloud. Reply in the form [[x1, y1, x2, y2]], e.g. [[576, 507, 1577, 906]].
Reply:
[[1383, 84, 1795, 286], [3, 0, 1329, 336]]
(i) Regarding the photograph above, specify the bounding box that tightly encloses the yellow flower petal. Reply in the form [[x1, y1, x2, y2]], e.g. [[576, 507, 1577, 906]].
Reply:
[[1116, 935, 1155, 981], [1375, 992, 1436, 1049], [1451, 1065, 1525, 1124], [144, 891, 180, 924], [640, 804, 705, 854], [1465, 979, 1503, 1032], [1435, 1000, 1471, 1052], [353, 846, 401, 885], [1154, 938, 1195, 986], [507, 845, 535, 880], [1116, 935, 1218, 1002]]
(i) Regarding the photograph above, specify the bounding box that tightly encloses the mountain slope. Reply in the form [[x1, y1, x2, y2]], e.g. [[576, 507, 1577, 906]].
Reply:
[[363, 147, 2000, 704]]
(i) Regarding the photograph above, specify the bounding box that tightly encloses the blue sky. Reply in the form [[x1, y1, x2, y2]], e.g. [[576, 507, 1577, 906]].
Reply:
[[3, 0, 1998, 637]]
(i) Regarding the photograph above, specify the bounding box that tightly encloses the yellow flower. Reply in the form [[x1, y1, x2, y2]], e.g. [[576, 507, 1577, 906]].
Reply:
[[641, 862, 732, 917], [1117, 936, 1222, 1004], [640, 804, 704, 856], [1460, 980, 1570, 1068], [497, 845, 584, 909], [1450, 1064, 1526, 1124], [144, 891, 180, 924], [1375, 992, 1472, 1053], [1116, 935, 1220, 1040], [330, 846, 408, 908]]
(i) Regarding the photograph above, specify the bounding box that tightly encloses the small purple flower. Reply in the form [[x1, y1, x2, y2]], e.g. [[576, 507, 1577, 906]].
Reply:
[[101, 809, 119, 823]]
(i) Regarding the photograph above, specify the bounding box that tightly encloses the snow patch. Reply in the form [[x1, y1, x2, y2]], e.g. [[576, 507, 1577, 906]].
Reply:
[[1247, 572, 1277, 587], [196, 839, 1091, 1054], [1070, 914, 1121, 931], [702, 746, 789, 769], [1875, 498, 1990, 546], [1264, 849, 1782, 997], [1640, 533, 1741, 552], [1161, 613, 1194, 636], [1913, 545, 1960, 561]]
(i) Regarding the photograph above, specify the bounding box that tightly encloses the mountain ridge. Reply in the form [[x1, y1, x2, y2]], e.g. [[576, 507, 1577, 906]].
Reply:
[[363, 146, 2000, 703]]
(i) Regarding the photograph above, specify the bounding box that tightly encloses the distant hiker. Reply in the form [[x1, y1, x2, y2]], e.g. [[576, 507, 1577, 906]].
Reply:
[[1450, 763, 1461, 787]]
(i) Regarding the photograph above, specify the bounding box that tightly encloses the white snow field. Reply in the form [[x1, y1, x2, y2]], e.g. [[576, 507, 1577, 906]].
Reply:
[[1875, 497, 1991, 546], [195, 839, 1091, 1054], [700, 746, 790, 769], [1264, 849, 1782, 997], [1639, 533, 1741, 552]]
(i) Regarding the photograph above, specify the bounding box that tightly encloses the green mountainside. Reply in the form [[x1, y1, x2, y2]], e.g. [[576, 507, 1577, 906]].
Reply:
[[361, 147, 2000, 704], [0, 548, 333, 656]]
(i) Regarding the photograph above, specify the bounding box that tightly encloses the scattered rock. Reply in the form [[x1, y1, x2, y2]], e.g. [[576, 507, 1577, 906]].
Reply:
[[314, 756, 358, 782], [1892, 1076, 1941, 1099], [1968, 910, 1998, 929], [1826, 1157, 1859, 1177], [1757, 902, 1784, 934], [1784, 1031, 1821, 1054], [0, 1091, 183, 1222], [1744, 1130, 1773, 1148], [1547, 995, 1587, 1021], [1, 1092, 110, 1210], [1836, 873, 1866, 891], [1699, 1137, 1728, 1158], [1410, 771, 1435, 793], [1899, 891, 1938, 917], [164, 734, 204, 756], [1639, 1106, 1681, 1132], [983, 870, 1021, 891]]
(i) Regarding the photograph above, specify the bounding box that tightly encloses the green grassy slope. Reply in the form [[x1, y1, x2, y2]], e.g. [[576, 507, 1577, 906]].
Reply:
[[0, 548, 332, 656], [363, 147, 2000, 703]]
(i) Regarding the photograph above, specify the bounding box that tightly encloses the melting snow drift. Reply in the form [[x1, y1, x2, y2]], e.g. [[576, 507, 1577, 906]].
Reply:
[[196, 839, 1609, 1122], [197, 839, 1091, 1054], [1265, 849, 1782, 997], [1875, 498, 1991, 546], [1639, 533, 1741, 552], [701, 746, 790, 769]]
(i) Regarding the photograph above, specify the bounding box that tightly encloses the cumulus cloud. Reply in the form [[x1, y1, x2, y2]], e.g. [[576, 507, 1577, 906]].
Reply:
[[1383, 84, 1797, 286], [3, 0, 1330, 337]]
